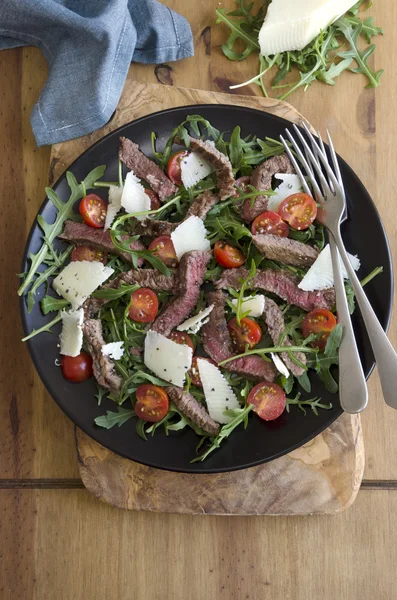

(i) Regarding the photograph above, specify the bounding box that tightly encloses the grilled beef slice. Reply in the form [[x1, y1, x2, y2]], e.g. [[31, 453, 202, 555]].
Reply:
[[59, 220, 145, 266], [201, 291, 277, 382], [186, 137, 235, 201], [215, 268, 335, 311], [82, 319, 122, 393], [119, 137, 177, 201], [252, 234, 319, 267], [150, 250, 211, 336], [262, 297, 306, 376], [238, 154, 295, 222], [185, 189, 219, 219], [167, 386, 220, 436]]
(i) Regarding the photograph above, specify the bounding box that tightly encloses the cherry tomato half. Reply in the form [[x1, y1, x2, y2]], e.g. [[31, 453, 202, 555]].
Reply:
[[167, 151, 189, 186], [278, 193, 317, 231], [248, 382, 286, 421], [168, 331, 195, 351], [233, 176, 251, 197], [61, 352, 93, 383], [135, 384, 170, 423], [145, 189, 161, 210], [148, 235, 178, 268], [71, 245, 107, 264], [214, 240, 245, 269], [251, 210, 289, 237], [302, 308, 337, 350], [228, 317, 262, 353], [128, 288, 159, 323], [79, 194, 107, 228], [188, 356, 216, 387]]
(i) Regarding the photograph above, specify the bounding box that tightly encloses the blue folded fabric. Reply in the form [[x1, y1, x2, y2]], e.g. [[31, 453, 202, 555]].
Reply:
[[0, 0, 194, 146]]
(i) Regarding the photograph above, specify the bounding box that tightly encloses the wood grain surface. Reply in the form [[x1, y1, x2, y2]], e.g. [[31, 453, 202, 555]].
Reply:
[[1, 0, 397, 597]]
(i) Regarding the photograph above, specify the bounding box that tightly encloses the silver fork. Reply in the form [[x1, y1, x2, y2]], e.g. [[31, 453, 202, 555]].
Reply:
[[281, 124, 397, 412]]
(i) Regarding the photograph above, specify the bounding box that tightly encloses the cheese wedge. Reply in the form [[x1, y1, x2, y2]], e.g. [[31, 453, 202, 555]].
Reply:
[[197, 359, 240, 424], [298, 244, 360, 291], [120, 171, 150, 220], [267, 174, 303, 212], [104, 185, 123, 230], [171, 215, 210, 260]]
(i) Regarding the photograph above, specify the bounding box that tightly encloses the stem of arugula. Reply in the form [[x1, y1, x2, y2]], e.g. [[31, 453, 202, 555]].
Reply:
[[218, 345, 317, 366]]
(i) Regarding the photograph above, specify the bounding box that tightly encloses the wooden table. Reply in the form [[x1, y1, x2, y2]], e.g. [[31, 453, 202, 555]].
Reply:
[[1, 1, 396, 598]]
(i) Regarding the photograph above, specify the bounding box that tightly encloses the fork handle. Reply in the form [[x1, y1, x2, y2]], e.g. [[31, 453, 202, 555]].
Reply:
[[329, 235, 368, 413], [332, 227, 397, 409]]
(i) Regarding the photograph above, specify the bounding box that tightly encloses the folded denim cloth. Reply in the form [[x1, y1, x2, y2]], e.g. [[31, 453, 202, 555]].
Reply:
[[0, 0, 193, 145]]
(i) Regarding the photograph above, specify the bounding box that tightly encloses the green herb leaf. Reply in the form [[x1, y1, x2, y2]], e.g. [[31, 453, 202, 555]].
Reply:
[[215, 7, 260, 61], [94, 406, 135, 429], [92, 283, 140, 301], [22, 312, 62, 342], [41, 295, 69, 315], [286, 393, 332, 416]]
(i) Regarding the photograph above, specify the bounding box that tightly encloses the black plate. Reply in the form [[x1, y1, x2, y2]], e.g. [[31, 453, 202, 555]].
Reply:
[[20, 105, 393, 473]]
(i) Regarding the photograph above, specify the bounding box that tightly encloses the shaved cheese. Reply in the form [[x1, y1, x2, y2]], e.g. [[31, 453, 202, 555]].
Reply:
[[231, 295, 265, 318], [120, 171, 150, 220], [271, 353, 289, 378], [197, 359, 239, 424], [53, 260, 114, 309], [144, 331, 192, 387], [59, 308, 84, 357], [299, 244, 360, 291], [177, 305, 214, 334], [104, 185, 123, 230], [171, 215, 210, 260], [267, 174, 303, 212], [102, 342, 124, 360], [181, 152, 213, 189]]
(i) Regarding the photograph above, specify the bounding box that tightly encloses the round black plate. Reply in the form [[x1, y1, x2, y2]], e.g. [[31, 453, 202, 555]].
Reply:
[[20, 105, 393, 473]]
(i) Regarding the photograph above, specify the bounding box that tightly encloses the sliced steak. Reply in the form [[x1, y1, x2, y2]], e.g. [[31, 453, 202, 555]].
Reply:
[[150, 250, 211, 336], [186, 137, 235, 201], [82, 319, 122, 393], [119, 136, 177, 201], [252, 234, 319, 267], [59, 220, 145, 266], [201, 291, 277, 382], [215, 267, 335, 311], [262, 297, 306, 376], [185, 190, 219, 219], [133, 219, 175, 237], [167, 386, 220, 436], [238, 153, 295, 222]]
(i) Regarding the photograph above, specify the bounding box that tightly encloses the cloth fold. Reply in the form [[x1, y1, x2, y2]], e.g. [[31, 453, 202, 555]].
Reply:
[[0, 0, 194, 145]]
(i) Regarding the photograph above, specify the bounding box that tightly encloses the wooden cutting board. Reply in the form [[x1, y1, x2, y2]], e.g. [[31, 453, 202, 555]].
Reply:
[[50, 81, 364, 515]]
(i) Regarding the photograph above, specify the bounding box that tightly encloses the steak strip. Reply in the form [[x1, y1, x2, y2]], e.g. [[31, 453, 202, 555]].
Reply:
[[82, 319, 122, 393], [262, 297, 306, 377], [167, 386, 220, 436], [59, 220, 145, 266], [201, 291, 277, 382], [119, 137, 177, 201], [215, 267, 335, 311], [252, 234, 319, 267]]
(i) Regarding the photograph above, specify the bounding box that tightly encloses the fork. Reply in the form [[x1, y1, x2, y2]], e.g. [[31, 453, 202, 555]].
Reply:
[[280, 124, 397, 412]]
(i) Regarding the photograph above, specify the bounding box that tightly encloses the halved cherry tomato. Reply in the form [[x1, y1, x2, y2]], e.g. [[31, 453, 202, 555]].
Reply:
[[302, 308, 337, 350], [145, 189, 161, 210], [188, 356, 216, 387], [278, 193, 317, 231], [167, 151, 189, 186], [248, 382, 286, 421], [214, 240, 245, 269], [168, 331, 195, 351], [128, 288, 159, 323], [61, 352, 93, 382], [79, 194, 107, 228], [228, 317, 262, 352], [135, 384, 169, 423], [251, 211, 289, 237], [71, 245, 107, 264], [233, 176, 251, 197], [148, 235, 178, 268]]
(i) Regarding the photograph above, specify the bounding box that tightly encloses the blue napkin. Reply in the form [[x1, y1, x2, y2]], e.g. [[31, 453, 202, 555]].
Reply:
[[0, 0, 194, 146]]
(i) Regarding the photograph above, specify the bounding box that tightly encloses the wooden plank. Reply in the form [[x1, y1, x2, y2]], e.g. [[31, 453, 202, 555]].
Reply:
[[1, 489, 396, 600]]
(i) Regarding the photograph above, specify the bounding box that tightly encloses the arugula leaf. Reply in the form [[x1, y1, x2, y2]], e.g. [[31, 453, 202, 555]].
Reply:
[[286, 393, 332, 416], [297, 371, 312, 393], [307, 324, 343, 393], [41, 295, 69, 315], [94, 406, 135, 429], [136, 418, 148, 440], [22, 312, 62, 342], [215, 7, 260, 61], [95, 387, 108, 406], [92, 283, 140, 301]]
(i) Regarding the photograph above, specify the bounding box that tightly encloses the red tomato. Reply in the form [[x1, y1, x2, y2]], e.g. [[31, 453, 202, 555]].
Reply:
[[228, 317, 262, 353], [167, 151, 189, 186], [79, 194, 107, 228], [188, 356, 216, 387], [135, 384, 170, 423], [278, 193, 317, 231], [214, 240, 245, 269], [148, 235, 178, 268], [302, 308, 337, 350], [128, 288, 159, 323], [168, 331, 195, 351], [251, 211, 289, 237], [61, 352, 93, 383], [248, 382, 286, 421], [145, 189, 161, 210], [233, 176, 251, 196], [71, 245, 107, 264]]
